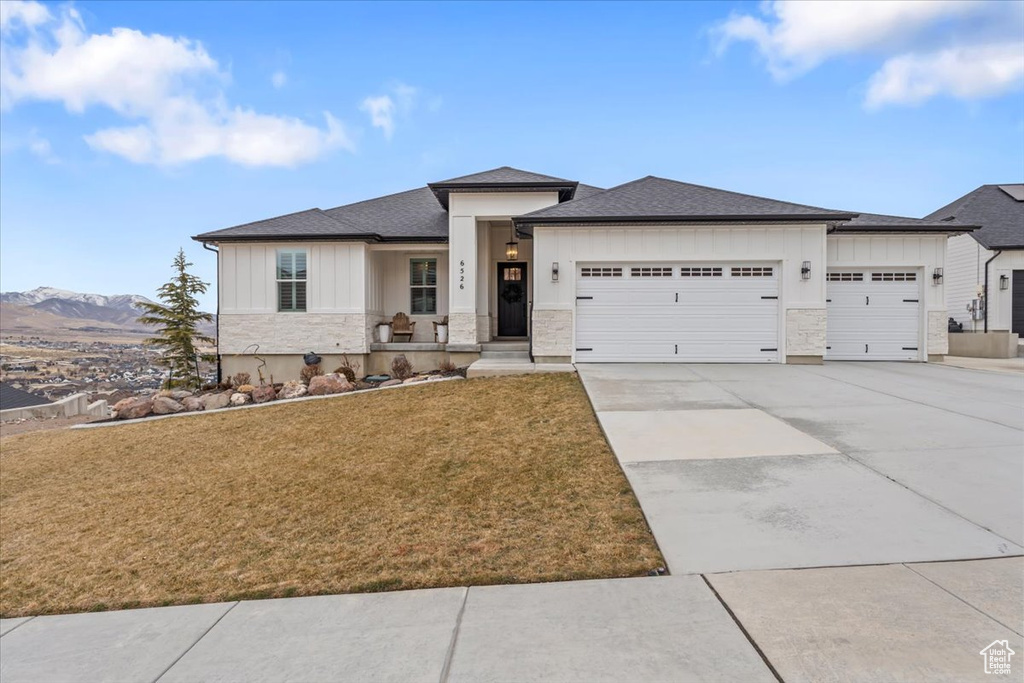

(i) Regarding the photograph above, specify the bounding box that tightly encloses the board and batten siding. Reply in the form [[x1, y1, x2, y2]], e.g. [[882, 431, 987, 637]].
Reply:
[[218, 242, 369, 355], [531, 224, 828, 361], [945, 233, 1024, 332]]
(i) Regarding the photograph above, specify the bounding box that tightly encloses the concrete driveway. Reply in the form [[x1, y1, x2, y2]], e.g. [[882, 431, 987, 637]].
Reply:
[[578, 362, 1024, 574]]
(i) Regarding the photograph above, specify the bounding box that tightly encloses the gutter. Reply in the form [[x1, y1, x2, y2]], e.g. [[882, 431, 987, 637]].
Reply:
[[201, 241, 222, 384], [515, 213, 859, 228], [190, 234, 449, 244], [983, 250, 1002, 333]]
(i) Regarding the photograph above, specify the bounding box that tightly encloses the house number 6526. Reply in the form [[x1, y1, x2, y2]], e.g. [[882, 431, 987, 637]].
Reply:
[[459, 260, 465, 290]]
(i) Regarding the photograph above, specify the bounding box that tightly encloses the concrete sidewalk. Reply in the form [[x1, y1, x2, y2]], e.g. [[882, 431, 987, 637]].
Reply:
[[2, 559, 1019, 682], [0, 576, 776, 683]]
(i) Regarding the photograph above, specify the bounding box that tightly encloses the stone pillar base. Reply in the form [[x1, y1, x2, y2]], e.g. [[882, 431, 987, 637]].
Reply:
[[785, 355, 824, 365]]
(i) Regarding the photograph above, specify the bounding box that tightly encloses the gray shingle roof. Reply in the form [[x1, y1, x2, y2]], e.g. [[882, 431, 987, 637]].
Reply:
[[514, 176, 857, 225], [833, 212, 977, 233], [924, 184, 1024, 249], [194, 209, 369, 242], [0, 383, 51, 410], [323, 187, 448, 240], [428, 166, 579, 208], [431, 166, 576, 185]]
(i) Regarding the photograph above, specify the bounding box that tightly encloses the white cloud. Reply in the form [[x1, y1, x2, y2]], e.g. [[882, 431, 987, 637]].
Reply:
[[866, 43, 1024, 109], [27, 128, 57, 163], [360, 94, 395, 139], [714, 0, 1024, 108], [360, 82, 431, 139], [0, 0, 51, 34], [0, 5, 351, 167], [271, 69, 287, 88]]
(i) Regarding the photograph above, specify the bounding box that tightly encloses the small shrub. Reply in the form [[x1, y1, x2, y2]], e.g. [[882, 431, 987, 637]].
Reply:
[[231, 372, 250, 388], [300, 363, 324, 385], [391, 354, 413, 380], [333, 355, 361, 383], [438, 360, 457, 374]]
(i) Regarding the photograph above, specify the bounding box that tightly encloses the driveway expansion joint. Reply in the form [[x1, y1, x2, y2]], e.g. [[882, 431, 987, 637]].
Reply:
[[700, 575, 784, 683], [903, 562, 1024, 636], [152, 601, 239, 683], [438, 586, 470, 683]]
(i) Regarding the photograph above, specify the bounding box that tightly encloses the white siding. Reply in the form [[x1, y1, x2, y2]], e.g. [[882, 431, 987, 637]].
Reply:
[[946, 233, 984, 329], [220, 242, 366, 314]]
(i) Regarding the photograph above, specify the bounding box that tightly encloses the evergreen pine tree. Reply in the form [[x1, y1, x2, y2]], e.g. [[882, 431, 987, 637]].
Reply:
[[138, 249, 215, 389]]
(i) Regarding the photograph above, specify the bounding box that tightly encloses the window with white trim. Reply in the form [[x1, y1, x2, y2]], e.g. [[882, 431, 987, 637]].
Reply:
[[631, 266, 673, 277], [827, 272, 864, 282], [731, 267, 773, 277], [580, 267, 623, 277], [277, 250, 307, 312], [410, 258, 437, 314], [871, 272, 916, 281]]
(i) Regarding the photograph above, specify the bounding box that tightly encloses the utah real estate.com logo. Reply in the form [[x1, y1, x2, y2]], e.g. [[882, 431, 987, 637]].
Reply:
[[980, 640, 1015, 675]]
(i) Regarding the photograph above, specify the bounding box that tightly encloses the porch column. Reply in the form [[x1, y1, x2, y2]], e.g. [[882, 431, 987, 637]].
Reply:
[[448, 214, 478, 346], [476, 222, 490, 342]]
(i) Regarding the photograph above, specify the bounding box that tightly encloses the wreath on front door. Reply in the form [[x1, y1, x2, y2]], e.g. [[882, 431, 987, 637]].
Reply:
[[501, 283, 524, 304]]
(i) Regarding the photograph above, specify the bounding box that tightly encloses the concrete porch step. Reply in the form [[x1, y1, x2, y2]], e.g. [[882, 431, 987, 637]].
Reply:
[[480, 351, 532, 360], [480, 341, 529, 352], [467, 358, 576, 378]]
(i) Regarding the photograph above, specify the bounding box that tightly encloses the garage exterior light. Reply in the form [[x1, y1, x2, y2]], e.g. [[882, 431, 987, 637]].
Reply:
[[1000, 274, 1009, 290], [801, 261, 811, 280], [552, 262, 559, 282], [932, 267, 943, 285]]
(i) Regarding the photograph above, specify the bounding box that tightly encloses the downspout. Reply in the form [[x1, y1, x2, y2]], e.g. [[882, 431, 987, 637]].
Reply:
[[983, 250, 1002, 333], [202, 241, 221, 384]]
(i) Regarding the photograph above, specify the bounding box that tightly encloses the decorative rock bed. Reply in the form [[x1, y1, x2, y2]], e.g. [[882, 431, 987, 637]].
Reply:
[[107, 367, 467, 422]]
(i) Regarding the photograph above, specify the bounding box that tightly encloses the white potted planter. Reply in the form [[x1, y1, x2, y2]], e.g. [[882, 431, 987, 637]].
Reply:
[[377, 322, 392, 344], [436, 323, 449, 344]]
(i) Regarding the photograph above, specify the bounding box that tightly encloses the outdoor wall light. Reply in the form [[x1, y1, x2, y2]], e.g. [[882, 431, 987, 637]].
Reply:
[[1000, 274, 1009, 290], [932, 267, 944, 285], [801, 261, 811, 280], [505, 224, 519, 261], [552, 262, 560, 282]]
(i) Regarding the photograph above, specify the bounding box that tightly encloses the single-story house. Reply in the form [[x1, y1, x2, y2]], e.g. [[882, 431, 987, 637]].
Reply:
[[930, 184, 1024, 335], [193, 167, 974, 380]]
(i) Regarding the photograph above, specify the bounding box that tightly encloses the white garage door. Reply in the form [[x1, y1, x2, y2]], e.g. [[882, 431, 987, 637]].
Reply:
[[826, 270, 921, 361], [575, 263, 779, 363]]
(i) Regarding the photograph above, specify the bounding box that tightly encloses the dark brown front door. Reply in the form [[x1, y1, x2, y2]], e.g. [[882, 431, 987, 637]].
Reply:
[[497, 263, 528, 337]]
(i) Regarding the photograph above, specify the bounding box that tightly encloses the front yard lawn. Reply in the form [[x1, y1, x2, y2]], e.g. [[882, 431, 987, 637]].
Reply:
[[0, 374, 662, 617]]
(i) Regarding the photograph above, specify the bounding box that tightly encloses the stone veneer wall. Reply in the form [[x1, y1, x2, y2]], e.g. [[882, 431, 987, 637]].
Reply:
[[219, 313, 370, 355], [927, 310, 948, 356], [785, 308, 826, 358], [532, 310, 573, 358], [447, 312, 478, 346]]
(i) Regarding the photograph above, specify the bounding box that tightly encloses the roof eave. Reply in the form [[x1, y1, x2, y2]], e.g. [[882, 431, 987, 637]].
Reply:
[[192, 233, 449, 244], [514, 213, 858, 227], [831, 224, 979, 234], [427, 181, 578, 209]]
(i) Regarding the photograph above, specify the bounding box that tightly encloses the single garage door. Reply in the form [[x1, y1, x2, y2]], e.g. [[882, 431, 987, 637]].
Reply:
[[575, 263, 779, 362], [826, 270, 921, 361]]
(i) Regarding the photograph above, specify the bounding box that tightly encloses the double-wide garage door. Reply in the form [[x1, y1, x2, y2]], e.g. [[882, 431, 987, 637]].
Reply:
[[826, 270, 921, 361], [575, 263, 779, 362]]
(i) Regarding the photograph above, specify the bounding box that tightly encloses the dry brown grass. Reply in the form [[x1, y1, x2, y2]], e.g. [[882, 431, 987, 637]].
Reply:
[[0, 374, 662, 617]]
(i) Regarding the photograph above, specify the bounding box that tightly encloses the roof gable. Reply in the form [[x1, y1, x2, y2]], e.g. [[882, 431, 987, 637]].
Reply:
[[323, 187, 448, 240], [515, 176, 856, 225], [925, 184, 1024, 249], [427, 166, 578, 209]]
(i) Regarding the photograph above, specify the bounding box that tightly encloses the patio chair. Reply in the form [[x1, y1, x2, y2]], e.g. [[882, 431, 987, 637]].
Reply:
[[391, 312, 416, 342]]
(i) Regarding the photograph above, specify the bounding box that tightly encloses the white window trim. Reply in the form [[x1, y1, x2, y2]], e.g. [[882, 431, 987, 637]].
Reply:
[[410, 257, 438, 315], [277, 249, 308, 313]]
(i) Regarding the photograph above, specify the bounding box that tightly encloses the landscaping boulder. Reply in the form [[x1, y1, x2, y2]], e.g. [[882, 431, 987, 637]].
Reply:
[[201, 392, 231, 411], [379, 379, 403, 388], [278, 380, 307, 399], [230, 392, 251, 406], [403, 375, 428, 384], [237, 384, 255, 394], [307, 373, 353, 396], [181, 396, 205, 412], [112, 397, 153, 420], [251, 385, 277, 403], [152, 396, 185, 415], [169, 390, 194, 400]]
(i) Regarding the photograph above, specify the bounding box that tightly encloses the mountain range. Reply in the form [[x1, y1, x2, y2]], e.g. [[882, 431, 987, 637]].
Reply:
[[0, 287, 215, 340]]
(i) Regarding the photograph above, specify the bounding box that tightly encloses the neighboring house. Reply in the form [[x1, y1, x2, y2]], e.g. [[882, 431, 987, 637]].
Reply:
[[0, 382, 50, 411], [193, 167, 973, 379], [929, 184, 1024, 334]]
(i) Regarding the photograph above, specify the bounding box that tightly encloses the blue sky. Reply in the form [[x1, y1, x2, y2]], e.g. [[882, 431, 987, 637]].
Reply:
[[1, 0, 1022, 311]]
